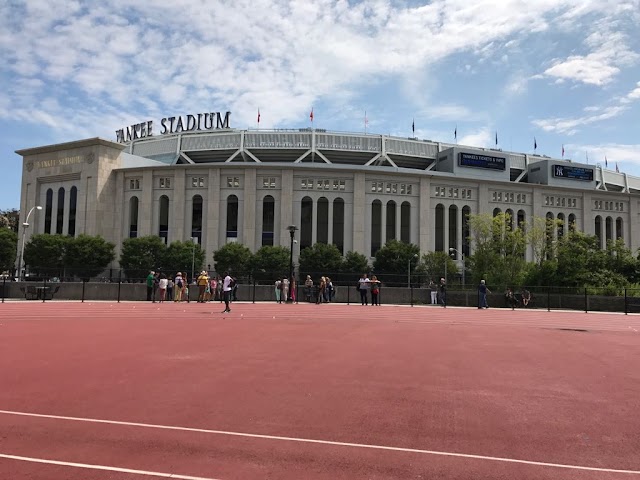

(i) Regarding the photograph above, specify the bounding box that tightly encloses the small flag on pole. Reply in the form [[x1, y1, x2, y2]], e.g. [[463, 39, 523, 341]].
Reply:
[[310, 108, 314, 123], [412, 118, 415, 135], [616, 162, 620, 173], [454, 126, 457, 141], [562, 145, 565, 158], [534, 137, 537, 151], [495, 131, 498, 146], [605, 156, 608, 168], [257, 109, 261, 124]]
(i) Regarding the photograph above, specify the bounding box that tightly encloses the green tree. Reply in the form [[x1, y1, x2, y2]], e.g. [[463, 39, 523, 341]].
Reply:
[[299, 243, 344, 276], [119, 236, 167, 281], [418, 251, 458, 284], [250, 245, 290, 281], [64, 234, 116, 281], [466, 212, 528, 287], [372, 240, 420, 286], [341, 251, 370, 274], [0, 209, 19, 233], [0, 228, 18, 272], [162, 240, 206, 281], [212, 242, 252, 275], [23, 234, 70, 277]]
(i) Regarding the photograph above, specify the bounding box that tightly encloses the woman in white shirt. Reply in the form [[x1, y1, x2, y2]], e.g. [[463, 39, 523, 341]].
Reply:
[[158, 274, 168, 302]]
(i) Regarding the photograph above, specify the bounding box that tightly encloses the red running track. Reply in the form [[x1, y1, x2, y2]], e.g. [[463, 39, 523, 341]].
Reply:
[[1, 301, 640, 479]]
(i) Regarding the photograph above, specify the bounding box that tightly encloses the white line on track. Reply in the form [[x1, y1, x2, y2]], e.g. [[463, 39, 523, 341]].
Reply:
[[1, 409, 639, 475], [0, 453, 220, 480]]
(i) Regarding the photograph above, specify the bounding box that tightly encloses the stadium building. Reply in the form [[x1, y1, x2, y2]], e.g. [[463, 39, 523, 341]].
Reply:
[[16, 112, 640, 273]]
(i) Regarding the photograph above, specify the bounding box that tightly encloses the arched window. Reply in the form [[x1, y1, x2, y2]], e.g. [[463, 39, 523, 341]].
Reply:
[[493, 208, 502, 217], [616, 217, 623, 240], [159, 195, 169, 243], [317, 197, 329, 244], [435, 204, 444, 252], [56, 187, 65, 234], [568, 213, 577, 232], [44, 188, 53, 234], [386, 200, 397, 242], [68, 186, 78, 237], [605, 216, 613, 244], [462, 206, 471, 257], [545, 212, 554, 259], [300, 197, 313, 249], [129, 196, 139, 238], [595, 215, 603, 249], [557, 213, 565, 239], [226, 195, 238, 241], [371, 200, 382, 256], [400, 202, 411, 243], [191, 195, 203, 245], [448, 205, 457, 252], [505, 209, 514, 231], [262, 195, 275, 246], [333, 198, 345, 254], [517, 210, 526, 232]]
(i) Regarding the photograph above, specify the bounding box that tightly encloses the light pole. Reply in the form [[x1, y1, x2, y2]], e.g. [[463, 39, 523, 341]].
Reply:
[[19, 205, 42, 281], [407, 253, 418, 288], [287, 225, 298, 288], [191, 237, 198, 281], [449, 248, 465, 286]]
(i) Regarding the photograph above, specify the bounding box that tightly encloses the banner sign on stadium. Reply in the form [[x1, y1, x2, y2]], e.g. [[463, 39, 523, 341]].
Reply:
[[115, 111, 231, 144], [458, 152, 506, 171], [552, 164, 594, 181]]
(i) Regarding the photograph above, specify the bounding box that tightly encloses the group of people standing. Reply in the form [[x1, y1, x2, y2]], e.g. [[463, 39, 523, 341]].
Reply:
[[274, 277, 296, 303], [356, 274, 382, 305], [428, 278, 447, 306], [145, 270, 238, 306]]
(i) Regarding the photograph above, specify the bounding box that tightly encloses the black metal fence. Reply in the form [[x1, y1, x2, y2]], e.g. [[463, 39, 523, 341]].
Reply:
[[2, 276, 640, 315]]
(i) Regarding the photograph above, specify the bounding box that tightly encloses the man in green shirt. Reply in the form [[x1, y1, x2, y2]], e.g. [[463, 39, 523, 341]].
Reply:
[[146, 271, 155, 301]]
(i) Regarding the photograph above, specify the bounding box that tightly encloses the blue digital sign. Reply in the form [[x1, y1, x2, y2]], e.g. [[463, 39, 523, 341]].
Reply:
[[458, 152, 506, 171], [552, 165, 593, 181]]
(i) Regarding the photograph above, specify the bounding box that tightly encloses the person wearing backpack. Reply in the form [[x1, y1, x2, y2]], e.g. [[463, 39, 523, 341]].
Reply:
[[174, 272, 184, 302]]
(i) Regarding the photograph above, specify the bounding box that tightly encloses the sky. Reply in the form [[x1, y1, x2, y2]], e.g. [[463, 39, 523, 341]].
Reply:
[[1, 0, 639, 210]]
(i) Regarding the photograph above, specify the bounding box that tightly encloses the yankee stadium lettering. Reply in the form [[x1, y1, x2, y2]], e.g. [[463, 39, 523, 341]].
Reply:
[[115, 111, 231, 143]]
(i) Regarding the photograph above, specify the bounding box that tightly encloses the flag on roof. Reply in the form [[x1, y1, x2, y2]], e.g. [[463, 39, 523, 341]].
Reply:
[[310, 108, 314, 122], [534, 137, 537, 150], [412, 118, 415, 134], [616, 162, 620, 173], [257, 109, 261, 124], [454, 126, 457, 140], [562, 145, 565, 157]]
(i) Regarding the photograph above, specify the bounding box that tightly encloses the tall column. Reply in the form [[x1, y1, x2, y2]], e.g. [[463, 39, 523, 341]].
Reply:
[[242, 169, 257, 251], [62, 186, 71, 235], [381, 201, 387, 245], [170, 170, 185, 243], [443, 203, 449, 253], [457, 204, 463, 255], [139, 170, 153, 237], [327, 200, 334, 245], [352, 173, 366, 255], [419, 178, 431, 252], [280, 170, 294, 248], [205, 169, 220, 256], [311, 198, 318, 245], [51, 187, 59, 234], [395, 202, 401, 241]]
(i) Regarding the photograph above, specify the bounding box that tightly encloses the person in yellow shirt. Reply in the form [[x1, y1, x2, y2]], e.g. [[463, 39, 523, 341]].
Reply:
[[196, 271, 210, 303]]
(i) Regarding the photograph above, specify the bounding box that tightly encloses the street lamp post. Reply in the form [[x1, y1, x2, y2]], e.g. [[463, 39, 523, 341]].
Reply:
[[287, 225, 298, 299], [449, 248, 465, 287], [19, 205, 42, 281], [407, 253, 418, 288], [191, 237, 198, 281]]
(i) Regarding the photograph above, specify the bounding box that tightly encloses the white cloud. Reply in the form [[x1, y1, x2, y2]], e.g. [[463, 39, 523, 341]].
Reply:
[[566, 143, 640, 169], [458, 128, 493, 148], [532, 106, 629, 135], [621, 81, 640, 104], [0, 0, 637, 136]]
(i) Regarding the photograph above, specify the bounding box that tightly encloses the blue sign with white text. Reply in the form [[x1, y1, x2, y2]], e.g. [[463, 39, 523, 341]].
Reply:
[[458, 152, 506, 171], [552, 165, 593, 181]]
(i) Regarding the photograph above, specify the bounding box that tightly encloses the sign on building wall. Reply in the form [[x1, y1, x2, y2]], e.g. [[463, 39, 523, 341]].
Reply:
[[458, 152, 506, 171], [552, 164, 594, 181]]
